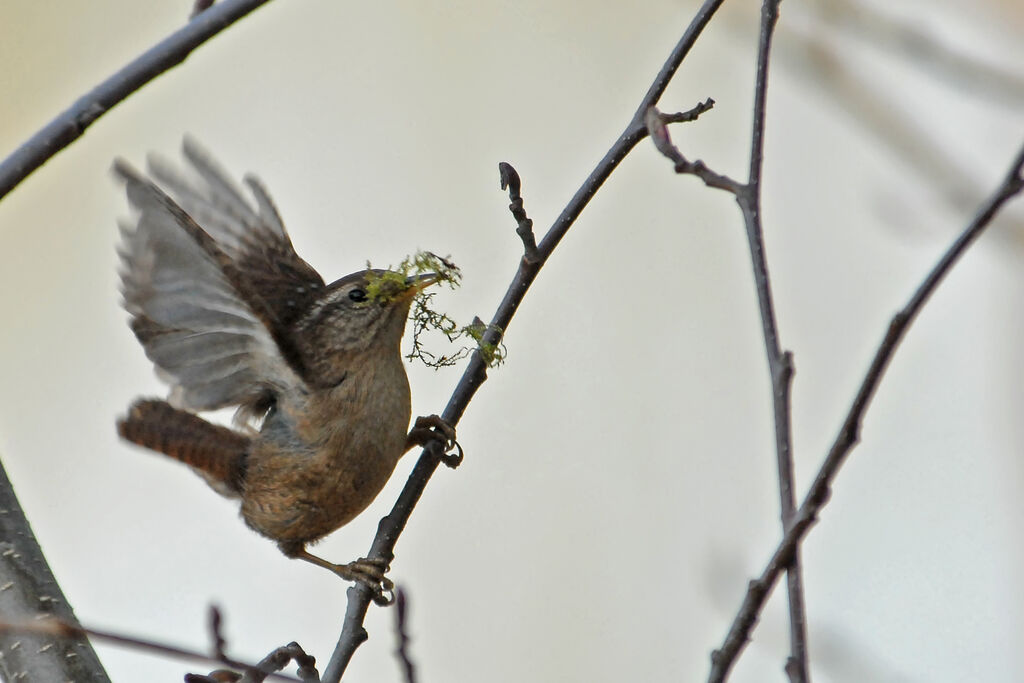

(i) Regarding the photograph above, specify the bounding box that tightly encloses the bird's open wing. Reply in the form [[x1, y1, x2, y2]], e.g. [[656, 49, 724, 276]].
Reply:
[[116, 140, 324, 414]]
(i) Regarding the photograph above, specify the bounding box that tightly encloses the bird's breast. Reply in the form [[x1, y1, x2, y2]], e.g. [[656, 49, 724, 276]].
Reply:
[[240, 353, 413, 544]]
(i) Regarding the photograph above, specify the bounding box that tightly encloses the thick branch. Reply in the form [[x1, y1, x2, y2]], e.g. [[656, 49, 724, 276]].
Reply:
[[0, 0, 276, 200], [708, 142, 1024, 683], [321, 1, 729, 680], [0, 457, 110, 681]]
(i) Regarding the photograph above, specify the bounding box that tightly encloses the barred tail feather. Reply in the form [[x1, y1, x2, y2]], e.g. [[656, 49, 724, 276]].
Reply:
[[118, 399, 249, 495]]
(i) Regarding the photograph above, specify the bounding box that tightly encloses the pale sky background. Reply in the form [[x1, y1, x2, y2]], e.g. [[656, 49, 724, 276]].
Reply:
[[1, 1, 1023, 681]]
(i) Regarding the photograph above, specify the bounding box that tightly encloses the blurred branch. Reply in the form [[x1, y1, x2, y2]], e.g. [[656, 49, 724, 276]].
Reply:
[[393, 588, 417, 683], [498, 162, 539, 264], [708, 141, 1024, 682], [321, 0, 730, 680], [0, 456, 110, 682], [0, 0, 276, 200], [776, 24, 983, 215], [766, 0, 1024, 225], [0, 614, 303, 682], [817, 0, 1024, 108]]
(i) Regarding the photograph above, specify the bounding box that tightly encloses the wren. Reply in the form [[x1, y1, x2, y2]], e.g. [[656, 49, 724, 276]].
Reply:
[[114, 138, 455, 601]]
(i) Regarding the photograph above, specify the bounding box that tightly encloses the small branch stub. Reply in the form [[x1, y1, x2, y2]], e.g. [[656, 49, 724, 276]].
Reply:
[[644, 105, 689, 169], [394, 588, 417, 683], [498, 162, 540, 264], [191, 0, 216, 17], [643, 104, 741, 193], [209, 605, 228, 662], [663, 97, 716, 123], [643, 98, 717, 168]]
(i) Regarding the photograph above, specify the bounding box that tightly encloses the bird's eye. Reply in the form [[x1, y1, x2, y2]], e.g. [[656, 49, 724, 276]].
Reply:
[[348, 287, 368, 303]]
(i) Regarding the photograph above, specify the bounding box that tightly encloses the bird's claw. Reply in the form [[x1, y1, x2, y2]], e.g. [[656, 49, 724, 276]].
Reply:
[[407, 414, 463, 468], [335, 557, 395, 606], [438, 439, 463, 469]]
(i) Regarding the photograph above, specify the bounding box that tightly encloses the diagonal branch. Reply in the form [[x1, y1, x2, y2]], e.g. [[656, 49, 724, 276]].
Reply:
[[818, 0, 1024, 108], [707, 141, 1024, 683], [320, 1, 729, 680], [0, 613, 303, 682], [0, 0, 276, 200], [0, 457, 111, 682]]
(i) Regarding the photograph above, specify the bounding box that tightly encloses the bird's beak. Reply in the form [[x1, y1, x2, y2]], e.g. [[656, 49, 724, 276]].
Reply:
[[405, 273, 440, 291], [394, 272, 439, 301]]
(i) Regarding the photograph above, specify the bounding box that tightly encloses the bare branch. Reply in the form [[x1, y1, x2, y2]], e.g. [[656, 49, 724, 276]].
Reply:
[[736, 0, 810, 679], [238, 643, 319, 683], [0, 0, 276, 200], [209, 605, 229, 664], [192, 0, 218, 18], [708, 141, 1024, 683], [653, 5, 810, 672], [498, 162, 539, 264], [660, 97, 716, 124], [321, 2, 730, 681], [645, 104, 742, 192]]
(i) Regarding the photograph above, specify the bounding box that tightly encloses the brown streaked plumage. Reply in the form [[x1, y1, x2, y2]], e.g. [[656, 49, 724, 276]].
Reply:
[[115, 138, 453, 601]]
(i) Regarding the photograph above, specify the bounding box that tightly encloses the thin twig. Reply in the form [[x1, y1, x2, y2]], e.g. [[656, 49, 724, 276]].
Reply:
[[498, 162, 539, 264], [661, 97, 716, 123], [708, 141, 1024, 682], [644, 105, 742, 192], [776, 25, 982, 215], [321, 1, 729, 680], [238, 643, 319, 683], [0, 0, 276, 200], [209, 605, 228, 662]]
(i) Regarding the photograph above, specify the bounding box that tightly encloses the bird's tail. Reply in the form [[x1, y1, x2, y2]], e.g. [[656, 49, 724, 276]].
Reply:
[[117, 399, 249, 495]]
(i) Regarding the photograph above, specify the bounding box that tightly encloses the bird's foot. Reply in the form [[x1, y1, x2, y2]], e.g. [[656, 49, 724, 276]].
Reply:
[[294, 548, 394, 605], [406, 414, 463, 468], [334, 557, 395, 606]]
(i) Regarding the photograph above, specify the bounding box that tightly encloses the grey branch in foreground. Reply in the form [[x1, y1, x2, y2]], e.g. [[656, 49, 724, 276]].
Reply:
[[0, 457, 111, 682]]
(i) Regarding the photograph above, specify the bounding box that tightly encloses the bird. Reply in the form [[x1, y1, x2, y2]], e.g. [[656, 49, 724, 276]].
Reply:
[[114, 138, 455, 601]]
